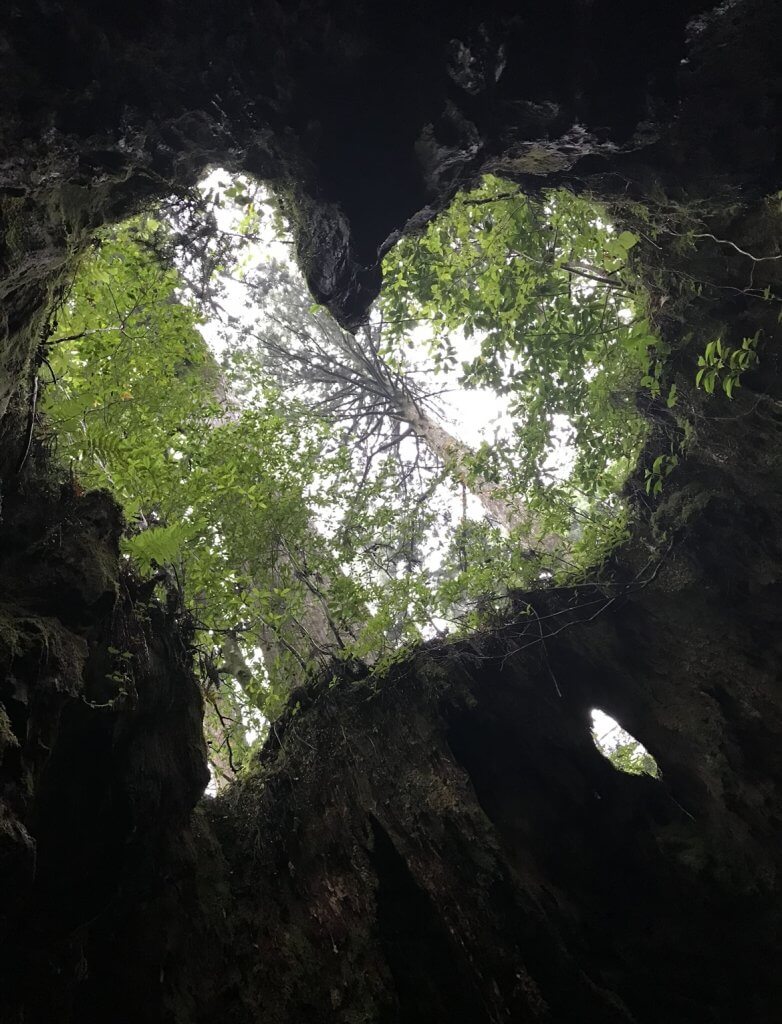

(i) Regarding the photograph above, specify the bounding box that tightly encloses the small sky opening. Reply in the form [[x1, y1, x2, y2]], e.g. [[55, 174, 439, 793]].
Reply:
[[590, 709, 659, 777]]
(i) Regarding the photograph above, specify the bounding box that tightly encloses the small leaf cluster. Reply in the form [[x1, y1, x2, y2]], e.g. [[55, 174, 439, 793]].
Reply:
[[607, 739, 660, 777], [695, 333, 759, 398], [644, 451, 679, 497]]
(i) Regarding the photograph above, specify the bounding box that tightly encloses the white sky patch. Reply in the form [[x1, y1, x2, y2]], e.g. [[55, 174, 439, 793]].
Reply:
[[591, 708, 625, 750], [590, 708, 657, 772], [195, 168, 293, 357]]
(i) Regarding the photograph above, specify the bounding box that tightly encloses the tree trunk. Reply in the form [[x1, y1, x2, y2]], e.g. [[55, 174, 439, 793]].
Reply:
[[397, 394, 555, 547]]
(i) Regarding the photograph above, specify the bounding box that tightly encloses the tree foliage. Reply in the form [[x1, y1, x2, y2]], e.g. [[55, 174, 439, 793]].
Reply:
[[381, 175, 662, 556], [42, 216, 487, 751], [40, 174, 665, 778], [43, 218, 344, 752], [592, 715, 660, 778]]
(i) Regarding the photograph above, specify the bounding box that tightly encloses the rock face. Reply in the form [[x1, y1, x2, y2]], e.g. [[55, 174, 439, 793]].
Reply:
[[1, 1, 782, 1021], [0, 472, 209, 1020]]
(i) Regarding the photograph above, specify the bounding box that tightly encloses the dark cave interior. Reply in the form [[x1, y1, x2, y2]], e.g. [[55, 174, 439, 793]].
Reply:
[[1, 1, 782, 1021]]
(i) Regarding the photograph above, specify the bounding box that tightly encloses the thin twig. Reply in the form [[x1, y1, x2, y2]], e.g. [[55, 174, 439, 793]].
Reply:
[[15, 376, 39, 475], [687, 232, 782, 264]]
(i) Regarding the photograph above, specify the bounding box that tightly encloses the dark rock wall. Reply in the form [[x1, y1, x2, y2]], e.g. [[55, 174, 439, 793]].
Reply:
[[0, 472, 208, 1021], [1, 1, 782, 1021], [2, 0, 778, 402]]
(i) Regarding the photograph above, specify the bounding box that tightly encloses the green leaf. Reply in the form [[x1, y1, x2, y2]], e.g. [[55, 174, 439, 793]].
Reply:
[[122, 522, 193, 570]]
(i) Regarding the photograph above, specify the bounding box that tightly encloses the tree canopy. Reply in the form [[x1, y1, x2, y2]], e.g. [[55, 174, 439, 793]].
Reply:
[[40, 173, 662, 778], [381, 176, 665, 521]]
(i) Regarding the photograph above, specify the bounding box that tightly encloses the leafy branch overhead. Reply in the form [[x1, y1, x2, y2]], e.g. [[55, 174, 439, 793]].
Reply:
[[381, 175, 658, 505]]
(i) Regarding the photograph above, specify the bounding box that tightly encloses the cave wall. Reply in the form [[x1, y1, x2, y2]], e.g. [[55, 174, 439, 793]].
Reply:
[[0, 469, 209, 1022], [2, 1, 782, 1021], [1, 0, 779, 436]]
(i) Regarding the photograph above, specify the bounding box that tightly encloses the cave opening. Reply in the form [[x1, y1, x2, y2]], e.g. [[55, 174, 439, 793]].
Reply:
[[590, 708, 660, 778], [35, 168, 662, 784]]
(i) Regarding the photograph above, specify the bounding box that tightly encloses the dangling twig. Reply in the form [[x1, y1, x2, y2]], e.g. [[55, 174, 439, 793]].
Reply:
[[15, 376, 39, 476]]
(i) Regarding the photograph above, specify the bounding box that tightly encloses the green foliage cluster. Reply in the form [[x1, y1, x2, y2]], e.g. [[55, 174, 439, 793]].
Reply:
[[381, 176, 665, 559], [44, 218, 342, 738], [383, 183, 653, 471], [591, 714, 660, 777], [695, 332, 759, 398], [606, 738, 660, 777], [644, 451, 679, 498]]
